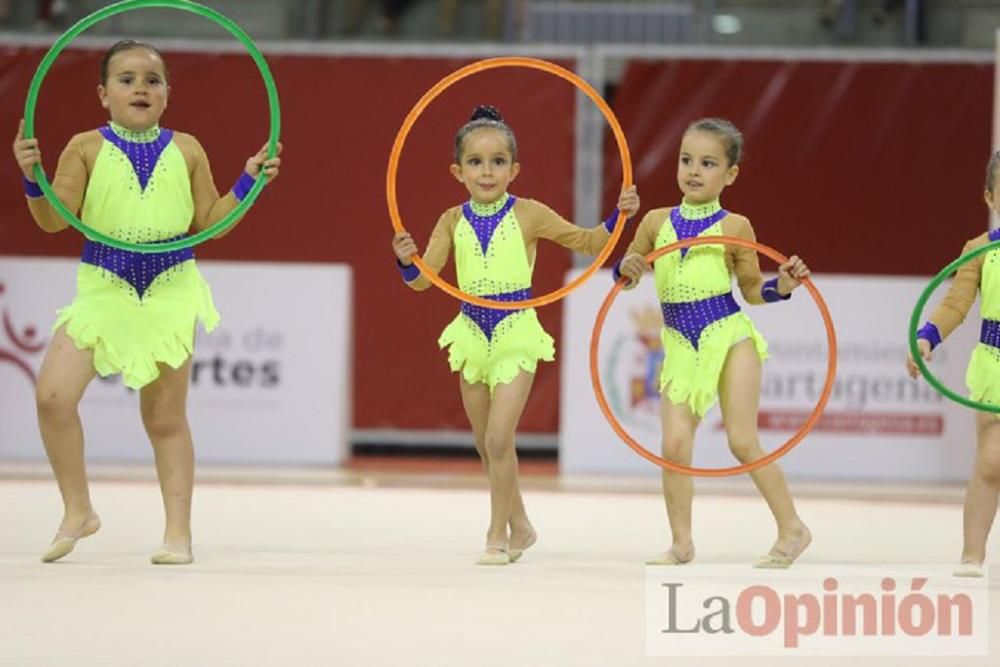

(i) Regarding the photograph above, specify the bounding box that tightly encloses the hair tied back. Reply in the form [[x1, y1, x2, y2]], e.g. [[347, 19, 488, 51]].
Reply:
[[470, 105, 503, 123]]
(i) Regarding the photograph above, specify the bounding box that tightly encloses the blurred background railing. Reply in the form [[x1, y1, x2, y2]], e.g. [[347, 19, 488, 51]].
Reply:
[[1, 1, 997, 49]]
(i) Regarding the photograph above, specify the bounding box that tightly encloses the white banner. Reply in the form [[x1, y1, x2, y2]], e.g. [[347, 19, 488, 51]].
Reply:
[[560, 270, 977, 481], [0, 256, 352, 465]]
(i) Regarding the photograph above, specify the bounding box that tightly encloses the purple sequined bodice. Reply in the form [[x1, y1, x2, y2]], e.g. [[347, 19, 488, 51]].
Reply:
[[661, 292, 741, 350], [978, 230, 1000, 348], [462, 195, 517, 255], [461, 288, 531, 341], [670, 206, 728, 258], [98, 125, 174, 192], [982, 320, 1000, 349], [82, 237, 193, 299]]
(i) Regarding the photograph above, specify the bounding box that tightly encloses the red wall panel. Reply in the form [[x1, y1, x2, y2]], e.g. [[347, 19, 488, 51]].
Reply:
[[603, 59, 994, 277]]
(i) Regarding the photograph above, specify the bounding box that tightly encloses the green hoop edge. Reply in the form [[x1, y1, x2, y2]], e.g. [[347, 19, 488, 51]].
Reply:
[[22, 0, 281, 253], [908, 236, 1000, 413]]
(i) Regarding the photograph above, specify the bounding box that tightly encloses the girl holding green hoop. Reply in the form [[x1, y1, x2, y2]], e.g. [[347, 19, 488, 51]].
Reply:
[[907, 152, 1000, 578], [10, 39, 282, 565]]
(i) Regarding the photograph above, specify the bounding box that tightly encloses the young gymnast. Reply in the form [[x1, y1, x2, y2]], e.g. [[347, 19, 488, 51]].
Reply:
[[11, 39, 282, 564], [616, 117, 811, 568], [908, 151, 1000, 577], [392, 105, 639, 565]]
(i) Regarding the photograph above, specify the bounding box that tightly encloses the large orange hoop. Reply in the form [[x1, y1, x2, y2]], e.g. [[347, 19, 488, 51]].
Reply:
[[589, 235, 838, 477], [386, 56, 633, 310]]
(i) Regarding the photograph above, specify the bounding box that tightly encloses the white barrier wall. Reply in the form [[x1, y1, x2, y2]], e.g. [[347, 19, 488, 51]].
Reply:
[[560, 270, 978, 482], [0, 257, 352, 465]]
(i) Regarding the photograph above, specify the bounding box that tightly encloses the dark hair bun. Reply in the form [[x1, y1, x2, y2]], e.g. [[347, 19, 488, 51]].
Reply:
[[470, 105, 503, 123]]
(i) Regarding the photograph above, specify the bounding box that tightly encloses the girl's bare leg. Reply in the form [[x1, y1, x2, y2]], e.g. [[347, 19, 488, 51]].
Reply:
[[478, 370, 534, 563], [35, 326, 100, 561], [718, 340, 810, 567], [140, 359, 195, 564], [648, 390, 699, 565], [959, 412, 1000, 569]]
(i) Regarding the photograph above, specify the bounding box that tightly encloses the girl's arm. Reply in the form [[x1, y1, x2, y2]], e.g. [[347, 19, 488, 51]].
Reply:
[[615, 209, 663, 288], [907, 234, 985, 378], [14, 123, 89, 233], [524, 187, 639, 256], [394, 209, 457, 292], [726, 216, 781, 305], [186, 136, 281, 238], [917, 235, 987, 349]]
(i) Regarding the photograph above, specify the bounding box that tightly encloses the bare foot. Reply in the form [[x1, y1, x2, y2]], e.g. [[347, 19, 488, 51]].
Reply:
[[755, 521, 811, 569], [646, 541, 694, 566], [41, 511, 101, 563]]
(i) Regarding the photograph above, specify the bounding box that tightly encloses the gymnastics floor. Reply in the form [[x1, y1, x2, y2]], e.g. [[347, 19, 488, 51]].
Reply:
[[1, 461, 997, 666]]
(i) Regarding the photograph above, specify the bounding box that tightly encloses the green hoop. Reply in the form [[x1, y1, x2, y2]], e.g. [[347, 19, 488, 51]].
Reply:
[[22, 0, 281, 253], [908, 237, 1000, 413]]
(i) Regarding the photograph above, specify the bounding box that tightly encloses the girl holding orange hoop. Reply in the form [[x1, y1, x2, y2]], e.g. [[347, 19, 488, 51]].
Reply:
[[616, 118, 811, 568], [392, 106, 639, 565], [907, 152, 1000, 578], [11, 39, 281, 565]]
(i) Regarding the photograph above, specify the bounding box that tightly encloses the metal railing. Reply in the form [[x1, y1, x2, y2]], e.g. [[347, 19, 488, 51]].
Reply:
[[0, 0, 980, 49], [516, 1, 697, 44]]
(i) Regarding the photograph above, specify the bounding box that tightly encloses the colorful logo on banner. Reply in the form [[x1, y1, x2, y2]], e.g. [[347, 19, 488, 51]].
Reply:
[[604, 306, 668, 430], [0, 281, 47, 385]]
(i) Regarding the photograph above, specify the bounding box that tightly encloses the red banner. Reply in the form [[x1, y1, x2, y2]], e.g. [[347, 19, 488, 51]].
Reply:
[[603, 58, 994, 276], [756, 410, 943, 436]]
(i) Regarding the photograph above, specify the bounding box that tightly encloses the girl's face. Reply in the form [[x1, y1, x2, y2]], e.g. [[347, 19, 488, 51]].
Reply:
[[676, 130, 739, 205], [450, 128, 520, 205], [986, 175, 999, 214], [98, 48, 169, 132]]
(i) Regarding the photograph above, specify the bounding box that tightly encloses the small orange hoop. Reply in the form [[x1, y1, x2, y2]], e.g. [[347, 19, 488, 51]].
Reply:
[[590, 235, 838, 477], [386, 56, 633, 310]]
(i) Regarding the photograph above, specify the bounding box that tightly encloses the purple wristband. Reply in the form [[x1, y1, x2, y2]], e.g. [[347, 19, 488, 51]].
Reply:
[[761, 277, 791, 303], [612, 258, 624, 282], [602, 207, 623, 233], [230, 172, 256, 202], [916, 322, 942, 351], [397, 259, 420, 282], [23, 176, 43, 198]]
